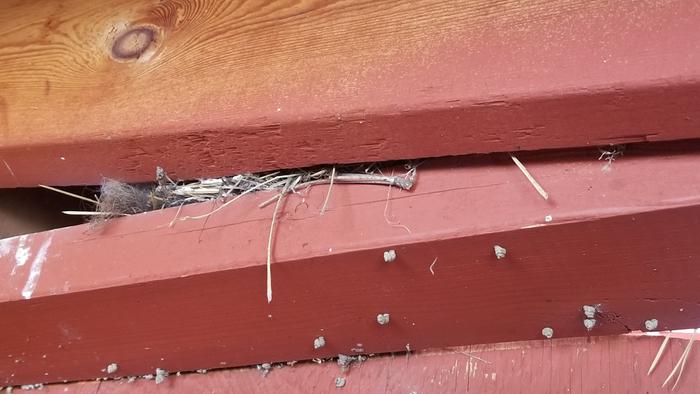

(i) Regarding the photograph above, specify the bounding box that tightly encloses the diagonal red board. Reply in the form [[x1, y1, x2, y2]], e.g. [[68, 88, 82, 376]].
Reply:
[[1, 144, 700, 384]]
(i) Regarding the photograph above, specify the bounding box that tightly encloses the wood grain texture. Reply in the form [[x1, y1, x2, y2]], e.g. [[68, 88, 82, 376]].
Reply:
[[33, 336, 700, 393], [2, 144, 700, 385], [1, 0, 700, 186]]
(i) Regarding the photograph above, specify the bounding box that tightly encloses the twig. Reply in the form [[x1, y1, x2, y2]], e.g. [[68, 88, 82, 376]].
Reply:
[[672, 330, 696, 390], [648, 335, 670, 375], [383, 176, 412, 234], [172, 187, 222, 196], [266, 178, 294, 303], [288, 174, 303, 193], [662, 329, 697, 389], [197, 199, 217, 242], [168, 203, 185, 228], [508, 154, 549, 200], [259, 193, 284, 209], [429, 258, 438, 275], [40, 184, 99, 205], [320, 166, 335, 215], [297, 173, 414, 190], [62, 211, 127, 216], [260, 171, 281, 180], [258, 172, 415, 209], [257, 174, 307, 208], [178, 176, 283, 221]]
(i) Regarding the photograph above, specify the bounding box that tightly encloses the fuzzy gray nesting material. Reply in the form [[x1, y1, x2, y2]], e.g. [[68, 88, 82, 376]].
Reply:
[[90, 179, 154, 225]]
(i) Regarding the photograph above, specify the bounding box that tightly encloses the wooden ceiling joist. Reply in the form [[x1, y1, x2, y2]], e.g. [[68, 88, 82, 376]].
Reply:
[[1, 0, 700, 186]]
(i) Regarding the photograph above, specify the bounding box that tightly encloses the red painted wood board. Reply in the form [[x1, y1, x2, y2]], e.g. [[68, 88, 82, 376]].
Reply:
[[27, 335, 700, 393], [2, 144, 700, 385], [2, 0, 700, 186]]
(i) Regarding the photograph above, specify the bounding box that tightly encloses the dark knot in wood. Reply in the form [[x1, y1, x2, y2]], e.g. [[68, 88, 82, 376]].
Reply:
[[111, 27, 156, 60]]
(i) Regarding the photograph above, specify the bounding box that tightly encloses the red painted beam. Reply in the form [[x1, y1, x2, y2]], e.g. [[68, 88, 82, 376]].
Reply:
[[2, 144, 700, 385], [30, 336, 700, 393], [1, 1, 700, 186]]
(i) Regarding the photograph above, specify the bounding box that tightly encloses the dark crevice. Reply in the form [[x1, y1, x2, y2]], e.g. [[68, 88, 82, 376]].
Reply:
[[0, 186, 97, 238]]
